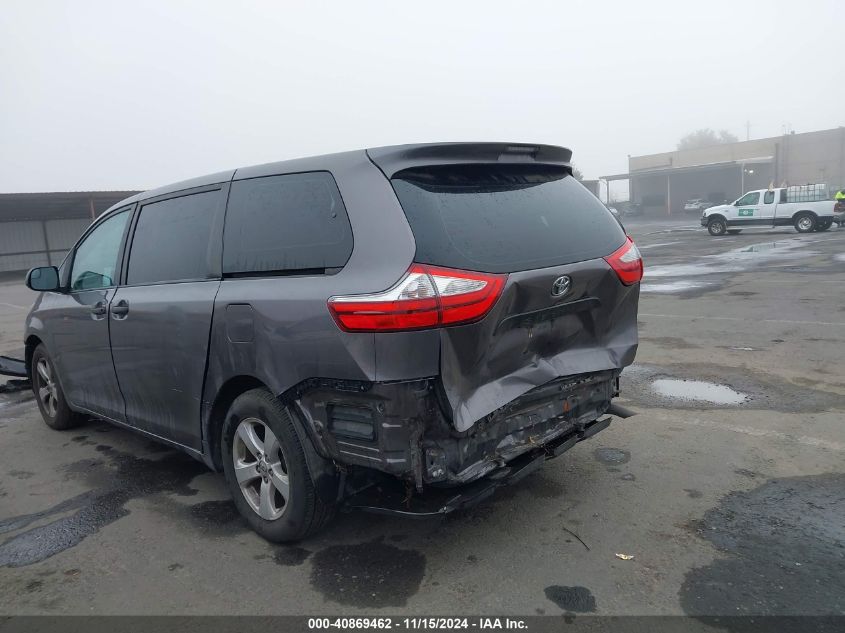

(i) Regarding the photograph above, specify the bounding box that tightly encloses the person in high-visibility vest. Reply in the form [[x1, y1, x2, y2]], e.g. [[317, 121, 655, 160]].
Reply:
[[836, 188, 845, 201], [836, 189, 845, 226]]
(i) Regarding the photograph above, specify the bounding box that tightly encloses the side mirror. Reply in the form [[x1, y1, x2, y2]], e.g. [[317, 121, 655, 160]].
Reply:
[[26, 266, 60, 292]]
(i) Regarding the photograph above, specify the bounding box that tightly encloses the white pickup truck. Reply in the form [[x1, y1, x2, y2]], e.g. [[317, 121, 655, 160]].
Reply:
[[701, 185, 843, 236]]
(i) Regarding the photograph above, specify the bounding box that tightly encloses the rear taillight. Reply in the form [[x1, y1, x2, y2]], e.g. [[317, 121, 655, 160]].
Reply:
[[328, 264, 506, 332], [604, 236, 643, 285]]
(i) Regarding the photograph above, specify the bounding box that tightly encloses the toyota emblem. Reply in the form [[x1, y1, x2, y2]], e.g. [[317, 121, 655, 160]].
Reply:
[[551, 275, 572, 298]]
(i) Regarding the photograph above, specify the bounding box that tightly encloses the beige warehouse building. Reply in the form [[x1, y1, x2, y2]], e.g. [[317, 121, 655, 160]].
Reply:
[[604, 127, 845, 215]]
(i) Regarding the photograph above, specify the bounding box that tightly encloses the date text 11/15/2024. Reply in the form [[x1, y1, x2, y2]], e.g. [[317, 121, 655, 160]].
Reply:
[[307, 618, 528, 630]]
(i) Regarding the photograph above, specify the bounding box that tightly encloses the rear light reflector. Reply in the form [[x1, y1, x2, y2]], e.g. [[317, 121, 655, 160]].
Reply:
[[328, 264, 506, 332], [604, 236, 643, 285]]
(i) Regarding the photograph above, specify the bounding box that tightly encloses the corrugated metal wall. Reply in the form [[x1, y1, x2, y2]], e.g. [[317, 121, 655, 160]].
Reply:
[[0, 217, 91, 273]]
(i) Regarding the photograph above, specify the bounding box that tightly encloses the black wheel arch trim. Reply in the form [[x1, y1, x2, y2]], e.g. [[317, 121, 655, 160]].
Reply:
[[202, 377, 340, 503]]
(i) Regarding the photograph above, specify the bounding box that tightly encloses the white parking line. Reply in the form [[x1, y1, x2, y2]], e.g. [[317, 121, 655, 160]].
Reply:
[[0, 302, 27, 310], [638, 241, 682, 250], [645, 227, 701, 235], [640, 313, 845, 327]]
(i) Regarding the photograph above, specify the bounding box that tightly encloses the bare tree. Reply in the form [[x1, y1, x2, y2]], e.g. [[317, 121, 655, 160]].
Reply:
[[677, 128, 739, 151], [570, 165, 584, 181]]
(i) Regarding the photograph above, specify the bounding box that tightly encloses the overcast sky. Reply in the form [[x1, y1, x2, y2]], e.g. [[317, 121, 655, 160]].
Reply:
[[1, 0, 842, 194]]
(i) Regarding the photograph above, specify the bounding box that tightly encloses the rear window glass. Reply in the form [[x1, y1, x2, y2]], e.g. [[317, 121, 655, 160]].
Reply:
[[391, 165, 626, 273], [223, 172, 353, 275]]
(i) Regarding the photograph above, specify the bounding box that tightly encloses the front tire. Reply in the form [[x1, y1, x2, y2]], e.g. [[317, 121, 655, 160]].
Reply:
[[221, 388, 336, 542], [30, 344, 84, 430], [707, 218, 727, 236], [794, 213, 816, 233]]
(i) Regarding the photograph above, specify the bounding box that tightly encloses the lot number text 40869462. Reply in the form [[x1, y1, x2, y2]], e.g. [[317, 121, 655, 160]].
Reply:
[[308, 618, 528, 630]]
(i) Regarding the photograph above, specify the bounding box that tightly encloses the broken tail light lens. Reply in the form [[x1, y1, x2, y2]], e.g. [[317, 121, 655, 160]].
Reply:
[[328, 264, 506, 332], [604, 236, 643, 285]]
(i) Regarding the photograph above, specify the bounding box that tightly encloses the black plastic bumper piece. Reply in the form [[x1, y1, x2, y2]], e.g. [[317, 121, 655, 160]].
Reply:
[[343, 416, 614, 518], [0, 355, 27, 378]]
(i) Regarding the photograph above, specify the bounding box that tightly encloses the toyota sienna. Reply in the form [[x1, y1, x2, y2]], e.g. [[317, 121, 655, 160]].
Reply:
[[23, 143, 641, 541]]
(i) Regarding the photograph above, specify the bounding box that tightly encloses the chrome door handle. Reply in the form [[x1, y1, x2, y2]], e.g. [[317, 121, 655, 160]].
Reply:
[[111, 300, 129, 318]]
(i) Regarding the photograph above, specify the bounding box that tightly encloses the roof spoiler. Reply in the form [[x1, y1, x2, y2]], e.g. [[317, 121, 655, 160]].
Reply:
[[366, 142, 573, 178]]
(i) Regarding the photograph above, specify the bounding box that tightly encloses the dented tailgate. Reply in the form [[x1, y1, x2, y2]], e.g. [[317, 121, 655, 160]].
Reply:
[[372, 147, 639, 432], [440, 257, 638, 431]]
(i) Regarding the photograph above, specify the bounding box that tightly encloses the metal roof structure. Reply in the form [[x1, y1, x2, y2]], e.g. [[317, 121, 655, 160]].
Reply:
[[0, 191, 140, 222]]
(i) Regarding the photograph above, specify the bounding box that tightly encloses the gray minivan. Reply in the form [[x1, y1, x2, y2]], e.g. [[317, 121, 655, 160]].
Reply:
[[23, 143, 641, 541]]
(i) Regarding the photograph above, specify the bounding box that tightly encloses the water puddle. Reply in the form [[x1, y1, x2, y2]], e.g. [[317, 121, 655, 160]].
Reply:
[[544, 585, 597, 613], [310, 539, 425, 607], [593, 447, 631, 465], [0, 447, 206, 567], [651, 379, 748, 405], [646, 238, 820, 279], [680, 473, 845, 616], [0, 389, 34, 415], [834, 254, 845, 262], [712, 240, 818, 263], [738, 243, 776, 253], [0, 379, 31, 395]]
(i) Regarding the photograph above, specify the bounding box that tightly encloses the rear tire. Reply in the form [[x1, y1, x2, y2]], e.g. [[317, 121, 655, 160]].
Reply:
[[221, 388, 336, 542], [707, 218, 727, 236], [815, 219, 832, 232], [727, 229, 742, 235], [794, 213, 816, 233], [31, 344, 84, 430]]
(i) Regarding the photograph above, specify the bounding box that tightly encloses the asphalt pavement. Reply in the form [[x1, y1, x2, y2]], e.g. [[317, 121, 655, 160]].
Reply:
[[1, 217, 843, 620]]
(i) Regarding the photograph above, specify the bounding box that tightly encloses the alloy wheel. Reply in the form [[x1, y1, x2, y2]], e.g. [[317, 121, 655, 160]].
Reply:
[[36, 358, 58, 418], [232, 417, 291, 520]]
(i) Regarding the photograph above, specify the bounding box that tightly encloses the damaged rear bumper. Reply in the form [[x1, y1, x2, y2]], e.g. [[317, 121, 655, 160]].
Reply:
[[342, 415, 612, 517], [291, 369, 621, 491]]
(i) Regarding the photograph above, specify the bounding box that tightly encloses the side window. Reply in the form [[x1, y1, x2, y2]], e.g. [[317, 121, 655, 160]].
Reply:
[[763, 190, 775, 204], [127, 190, 220, 285], [736, 192, 760, 206], [70, 210, 130, 291], [223, 172, 353, 275], [780, 189, 787, 203]]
